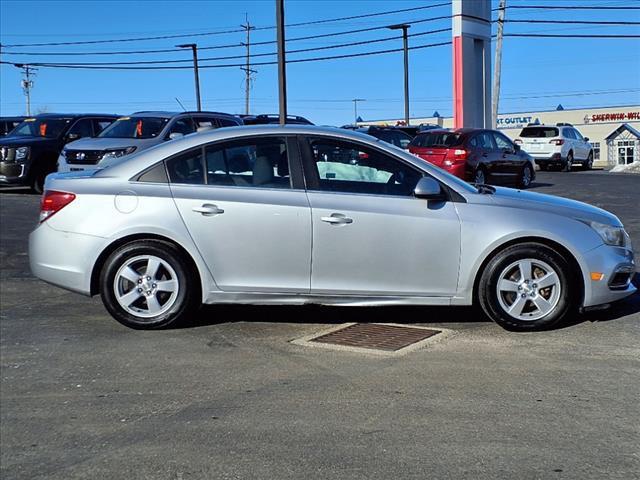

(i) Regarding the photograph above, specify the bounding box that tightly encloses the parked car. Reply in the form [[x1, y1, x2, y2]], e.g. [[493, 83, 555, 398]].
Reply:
[[393, 124, 442, 138], [241, 114, 313, 125], [350, 126, 413, 149], [0, 116, 25, 137], [0, 113, 117, 192], [515, 123, 594, 171], [408, 128, 536, 188], [29, 126, 635, 332], [58, 111, 243, 173]]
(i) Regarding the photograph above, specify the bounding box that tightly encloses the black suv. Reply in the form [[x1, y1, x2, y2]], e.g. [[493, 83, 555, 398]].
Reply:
[[241, 114, 313, 125], [0, 117, 25, 137], [350, 126, 413, 149], [0, 113, 117, 192]]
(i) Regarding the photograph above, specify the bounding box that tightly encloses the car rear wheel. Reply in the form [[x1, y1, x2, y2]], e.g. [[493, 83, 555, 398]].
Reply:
[[583, 152, 593, 170], [518, 164, 533, 189], [100, 240, 199, 329], [31, 172, 45, 194], [563, 152, 574, 172], [478, 243, 576, 331]]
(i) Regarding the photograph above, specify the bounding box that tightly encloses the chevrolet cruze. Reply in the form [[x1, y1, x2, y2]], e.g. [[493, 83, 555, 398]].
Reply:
[[29, 126, 636, 331]]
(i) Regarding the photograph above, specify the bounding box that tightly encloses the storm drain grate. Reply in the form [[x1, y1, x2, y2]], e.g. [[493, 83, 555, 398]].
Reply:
[[310, 323, 441, 352]]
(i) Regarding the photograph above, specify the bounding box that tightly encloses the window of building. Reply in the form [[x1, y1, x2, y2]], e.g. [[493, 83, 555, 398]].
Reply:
[[617, 140, 635, 165], [590, 142, 600, 161]]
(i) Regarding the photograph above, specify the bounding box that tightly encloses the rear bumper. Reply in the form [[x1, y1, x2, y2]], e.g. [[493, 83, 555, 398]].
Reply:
[[532, 153, 564, 164], [29, 222, 106, 296]]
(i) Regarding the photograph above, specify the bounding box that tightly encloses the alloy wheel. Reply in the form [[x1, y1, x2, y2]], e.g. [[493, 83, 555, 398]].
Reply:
[[113, 255, 179, 319], [496, 258, 561, 321]]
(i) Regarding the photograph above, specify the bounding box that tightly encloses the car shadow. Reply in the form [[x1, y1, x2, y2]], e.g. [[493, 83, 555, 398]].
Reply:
[[0, 187, 36, 195], [180, 274, 640, 332], [180, 304, 488, 330], [526, 182, 555, 189]]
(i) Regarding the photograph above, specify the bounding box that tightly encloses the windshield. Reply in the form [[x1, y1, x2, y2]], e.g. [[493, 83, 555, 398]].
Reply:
[[520, 127, 558, 138], [98, 117, 169, 139], [9, 118, 71, 138], [411, 132, 462, 148]]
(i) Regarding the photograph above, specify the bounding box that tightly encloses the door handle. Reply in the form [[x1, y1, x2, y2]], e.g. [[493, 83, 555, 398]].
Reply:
[[321, 214, 353, 225], [192, 204, 224, 216]]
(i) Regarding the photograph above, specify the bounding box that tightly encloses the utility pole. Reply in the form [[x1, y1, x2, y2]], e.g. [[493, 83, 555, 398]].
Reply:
[[176, 43, 202, 111], [388, 24, 411, 125], [492, 0, 507, 129], [276, 0, 287, 125], [15, 63, 36, 116], [240, 14, 257, 115], [352, 98, 365, 125]]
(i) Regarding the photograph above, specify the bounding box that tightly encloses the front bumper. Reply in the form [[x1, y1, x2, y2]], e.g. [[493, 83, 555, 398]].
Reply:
[[582, 244, 636, 307], [29, 222, 107, 296], [0, 161, 28, 185]]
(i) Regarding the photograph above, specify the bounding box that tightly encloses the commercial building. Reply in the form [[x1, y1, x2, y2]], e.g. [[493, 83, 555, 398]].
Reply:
[[362, 105, 640, 168]]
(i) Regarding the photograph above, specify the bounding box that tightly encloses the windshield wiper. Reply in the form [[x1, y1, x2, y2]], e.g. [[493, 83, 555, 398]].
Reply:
[[472, 183, 495, 194]]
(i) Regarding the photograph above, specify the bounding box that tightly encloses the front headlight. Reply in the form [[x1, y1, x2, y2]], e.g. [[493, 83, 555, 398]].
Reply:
[[101, 146, 137, 161], [15, 146, 30, 161], [590, 221, 630, 248]]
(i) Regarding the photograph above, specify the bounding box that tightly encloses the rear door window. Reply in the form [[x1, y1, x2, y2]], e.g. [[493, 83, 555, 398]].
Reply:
[[477, 132, 495, 150], [563, 128, 575, 139], [168, 118, 195, 137], [68, 118, 94, 138]]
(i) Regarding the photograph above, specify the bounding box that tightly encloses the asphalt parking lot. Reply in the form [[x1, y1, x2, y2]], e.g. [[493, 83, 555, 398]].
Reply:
[[1, 170, 639, 480]]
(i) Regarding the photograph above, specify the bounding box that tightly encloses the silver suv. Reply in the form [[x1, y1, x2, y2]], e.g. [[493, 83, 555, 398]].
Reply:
[[58, 111, 242, 172], [515, 123, 593, 172]]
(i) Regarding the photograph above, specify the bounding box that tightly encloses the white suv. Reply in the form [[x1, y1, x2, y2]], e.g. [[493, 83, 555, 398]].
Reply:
[[515, 123, 593, 172]]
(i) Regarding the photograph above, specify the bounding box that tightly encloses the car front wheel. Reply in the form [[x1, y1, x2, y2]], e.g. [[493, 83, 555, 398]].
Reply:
[[478, 243, 576, 331], [100, 240, 199, 329]]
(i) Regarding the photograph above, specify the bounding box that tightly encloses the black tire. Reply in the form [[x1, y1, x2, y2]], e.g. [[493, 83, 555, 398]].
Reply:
[[583, 151, 593, 170], [517, 164, 533, 189], [474, 168, 487, 185], [477, 242, 577, 331], [31, 171, 45, 194], [100, 240, 199, 329], [563, 152, 573, 172]]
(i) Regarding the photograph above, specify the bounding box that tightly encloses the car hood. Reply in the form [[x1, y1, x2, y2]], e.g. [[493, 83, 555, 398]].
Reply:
[[64, 137, 154, 151], [0, 136, 59, 147], [485, 187, 622, 227]]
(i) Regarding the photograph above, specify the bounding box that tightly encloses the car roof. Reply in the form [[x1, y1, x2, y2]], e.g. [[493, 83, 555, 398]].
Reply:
[[128, 111, 241, 119]]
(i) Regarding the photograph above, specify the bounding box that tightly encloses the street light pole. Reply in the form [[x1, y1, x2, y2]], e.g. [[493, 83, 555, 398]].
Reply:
[[176, 43, 201, 111], [276, 0, 288, 125], [388, 24, 411, 125], [352, 98, 365, 125]]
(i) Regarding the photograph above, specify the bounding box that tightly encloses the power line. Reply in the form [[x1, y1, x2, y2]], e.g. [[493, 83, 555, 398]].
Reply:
[[1, 15, 453, 57], [0, 41, 452, 71], [0, 3, 449, 48], [505, 19, 640, 25], [12, 28, 451, 66], [504, 33, 640, 38], [504, 4, 640, 10]]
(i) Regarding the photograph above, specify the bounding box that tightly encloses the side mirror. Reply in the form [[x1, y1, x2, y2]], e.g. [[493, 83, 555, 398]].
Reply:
[[584, 137, 589, 142], [168, 132, 184, 140], [66, 133, 81, 142], [514, 144, 521, 152], [414, 177, 445, 201]]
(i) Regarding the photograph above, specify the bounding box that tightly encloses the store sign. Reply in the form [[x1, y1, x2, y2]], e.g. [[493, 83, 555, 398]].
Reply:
[[586, 111, 640, 123], [496, 116, 540, 129]]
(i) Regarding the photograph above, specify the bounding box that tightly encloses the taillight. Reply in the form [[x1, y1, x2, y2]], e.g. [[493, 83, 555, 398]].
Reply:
[[39, 190, 76, 223], [549, 139, 564, 145], [444, 148, 467, 166]]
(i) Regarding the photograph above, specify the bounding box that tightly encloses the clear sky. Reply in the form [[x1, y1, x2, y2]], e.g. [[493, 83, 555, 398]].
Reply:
[[1, 0, 639, 125]]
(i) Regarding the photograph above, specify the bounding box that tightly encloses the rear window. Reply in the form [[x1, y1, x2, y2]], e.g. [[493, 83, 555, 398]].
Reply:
[[410, 132, 463, 148], [519, 127, 558, 138]]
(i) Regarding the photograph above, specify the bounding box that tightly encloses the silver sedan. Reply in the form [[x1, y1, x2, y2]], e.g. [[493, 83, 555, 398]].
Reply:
[[29, 126, 636, 330]]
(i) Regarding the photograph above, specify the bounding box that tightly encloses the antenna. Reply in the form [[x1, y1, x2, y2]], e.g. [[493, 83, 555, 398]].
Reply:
[[175, 97, 187, 111]]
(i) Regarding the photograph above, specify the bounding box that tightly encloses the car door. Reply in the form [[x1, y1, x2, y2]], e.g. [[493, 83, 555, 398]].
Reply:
[[167, 135, 312, 292], [562, 128, 577, 159], [572, 128, 588, 160], [492, 131, 522, 178], [300, 135, 461, 297]]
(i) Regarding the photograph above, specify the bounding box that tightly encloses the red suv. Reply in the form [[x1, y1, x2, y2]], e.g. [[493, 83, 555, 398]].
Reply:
[[408, 128, 536, 188]]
